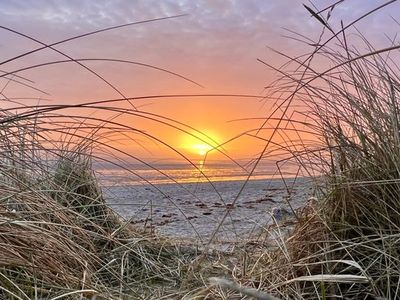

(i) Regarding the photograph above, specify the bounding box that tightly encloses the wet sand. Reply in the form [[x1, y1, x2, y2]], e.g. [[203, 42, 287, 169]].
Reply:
[[104, 177, 312, 242]]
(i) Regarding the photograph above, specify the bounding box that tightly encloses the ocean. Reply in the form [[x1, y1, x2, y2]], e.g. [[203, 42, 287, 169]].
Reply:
[[96, 159, 298, 187]]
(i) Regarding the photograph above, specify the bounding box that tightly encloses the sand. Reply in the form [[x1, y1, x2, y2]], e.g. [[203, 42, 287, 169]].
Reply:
[[104, 177, 312, 243]]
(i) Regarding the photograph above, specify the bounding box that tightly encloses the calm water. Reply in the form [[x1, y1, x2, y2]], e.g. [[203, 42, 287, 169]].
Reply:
[[96, 159, 298, 186]]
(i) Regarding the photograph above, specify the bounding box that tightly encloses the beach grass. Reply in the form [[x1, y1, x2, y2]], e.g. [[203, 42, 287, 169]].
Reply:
[[1, 2, 400, 299], [228, 2, 400, 299], [0, 135, 193, 298]]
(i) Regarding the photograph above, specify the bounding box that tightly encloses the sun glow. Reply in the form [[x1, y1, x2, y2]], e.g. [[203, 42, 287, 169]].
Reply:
[[192, 143, 213, 156], [181, 130, 220, 157]]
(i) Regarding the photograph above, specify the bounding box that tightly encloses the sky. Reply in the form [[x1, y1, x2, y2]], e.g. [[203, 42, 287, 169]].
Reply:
[[0, 0, 399, 163]]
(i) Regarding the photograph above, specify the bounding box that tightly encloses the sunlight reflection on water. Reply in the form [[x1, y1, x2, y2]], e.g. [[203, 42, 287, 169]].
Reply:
[[96, 160, 299, 186]]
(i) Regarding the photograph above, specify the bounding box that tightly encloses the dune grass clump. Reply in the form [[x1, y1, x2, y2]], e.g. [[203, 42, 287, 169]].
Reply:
[[239, 2, 400, 299], [51, 151, 121, 234], [0, 117, 191, 299]]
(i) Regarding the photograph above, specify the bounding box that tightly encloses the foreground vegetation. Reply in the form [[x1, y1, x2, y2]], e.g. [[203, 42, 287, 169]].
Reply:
[[1, 1, 400, 299]]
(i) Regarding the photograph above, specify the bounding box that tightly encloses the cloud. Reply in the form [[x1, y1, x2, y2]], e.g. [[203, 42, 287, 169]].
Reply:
[[0, 0, 398, 100]]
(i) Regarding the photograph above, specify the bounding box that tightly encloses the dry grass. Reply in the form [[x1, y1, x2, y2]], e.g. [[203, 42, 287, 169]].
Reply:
[[0, 16, 205, 299], [220, 1, 400, 299], [0, 139, 194, 299]]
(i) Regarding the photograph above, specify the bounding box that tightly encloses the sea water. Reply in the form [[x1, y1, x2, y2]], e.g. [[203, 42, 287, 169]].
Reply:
[[96, 159, 298, 187]]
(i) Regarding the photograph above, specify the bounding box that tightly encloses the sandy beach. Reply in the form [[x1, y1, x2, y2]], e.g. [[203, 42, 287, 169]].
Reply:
[[104, 177, 312, 242]]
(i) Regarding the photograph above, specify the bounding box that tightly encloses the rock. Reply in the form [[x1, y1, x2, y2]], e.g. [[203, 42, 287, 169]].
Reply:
[[271, 206, 293, 222]]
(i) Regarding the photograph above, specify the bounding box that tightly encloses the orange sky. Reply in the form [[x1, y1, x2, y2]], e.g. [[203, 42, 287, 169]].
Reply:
[[0, 0, 398, 162]]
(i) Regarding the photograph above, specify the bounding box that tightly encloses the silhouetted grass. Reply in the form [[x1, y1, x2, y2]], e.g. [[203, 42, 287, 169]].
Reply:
[[222, 1, 400, 299], [0, 15, 212, 299], [0, 13, 268, 299]]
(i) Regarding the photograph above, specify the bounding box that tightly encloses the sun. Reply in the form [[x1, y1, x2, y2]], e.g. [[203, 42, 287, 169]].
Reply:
[[181, 130, 220, 157], [192, 143, 213, 156]]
